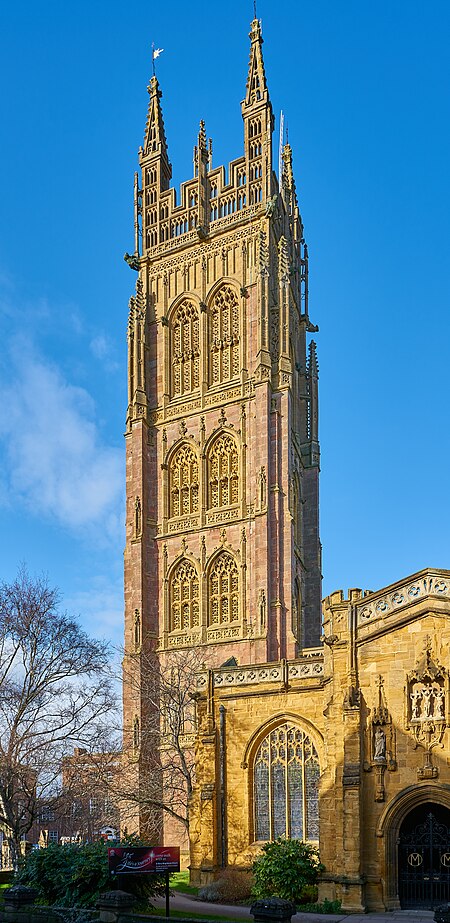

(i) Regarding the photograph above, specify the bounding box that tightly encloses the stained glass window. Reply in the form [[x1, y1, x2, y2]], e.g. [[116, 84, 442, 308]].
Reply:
[[253, 723, 320, 842]]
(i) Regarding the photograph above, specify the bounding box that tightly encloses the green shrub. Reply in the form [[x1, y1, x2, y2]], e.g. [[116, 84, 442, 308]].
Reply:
[[252, 838, 324, 905], [300, 898, 342, 913], [198, 867, 254, 902], [15, 840, 166, 909], [298, 883, 318, 904]]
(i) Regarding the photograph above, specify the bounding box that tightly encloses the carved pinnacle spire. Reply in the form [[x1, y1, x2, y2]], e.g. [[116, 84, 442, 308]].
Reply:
[[198, 119, 207, 154], [144, 75, 169, 161], [308, 340, 319, 380], [243, 18, 269, 109]]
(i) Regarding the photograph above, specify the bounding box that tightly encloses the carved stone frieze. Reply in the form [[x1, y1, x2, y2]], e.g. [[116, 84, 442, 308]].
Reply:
[[356, 573, 450, 628]]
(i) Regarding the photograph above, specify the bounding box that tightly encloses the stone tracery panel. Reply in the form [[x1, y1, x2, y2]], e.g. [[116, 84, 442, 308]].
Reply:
[[208, 433, 239, 510], [171, 299, 200, 398], [169, 558, 200, 632], [169, 443, 199, 519], [209, 285, 240, 385], [208, 552, 239, 627]]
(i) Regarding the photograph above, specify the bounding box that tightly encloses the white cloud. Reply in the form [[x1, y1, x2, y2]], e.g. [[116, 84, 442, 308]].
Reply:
[[89, 333, 119, 371], [0, 340, 124, 539], [66, 575, 124, 650]]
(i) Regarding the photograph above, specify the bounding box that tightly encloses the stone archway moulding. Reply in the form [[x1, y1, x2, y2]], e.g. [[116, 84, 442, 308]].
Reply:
[[376, 782, 450, 909]]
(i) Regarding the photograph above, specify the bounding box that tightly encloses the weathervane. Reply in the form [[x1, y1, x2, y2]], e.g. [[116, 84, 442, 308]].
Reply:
[[151, 42, 164, 76]]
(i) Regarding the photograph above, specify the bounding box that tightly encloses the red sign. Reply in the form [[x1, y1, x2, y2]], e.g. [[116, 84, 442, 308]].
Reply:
[[108, 846, 180, 874]]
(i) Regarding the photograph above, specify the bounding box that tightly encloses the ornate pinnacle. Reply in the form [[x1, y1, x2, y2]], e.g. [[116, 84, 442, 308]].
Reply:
[[308, 340, 319, 379]]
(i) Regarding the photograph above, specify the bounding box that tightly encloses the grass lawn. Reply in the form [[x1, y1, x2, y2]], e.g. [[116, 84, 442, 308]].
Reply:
[[170, 871, 199, 896]]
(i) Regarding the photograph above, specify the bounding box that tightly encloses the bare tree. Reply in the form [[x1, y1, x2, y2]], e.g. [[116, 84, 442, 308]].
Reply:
[[0, 567, 117, 867], [120, 647, 207, 840]]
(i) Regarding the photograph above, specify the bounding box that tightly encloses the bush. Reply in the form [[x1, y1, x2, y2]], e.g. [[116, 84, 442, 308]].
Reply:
[[198, 867, 253, 903], [300, 898, 342, 913], [15, 841, 166, 909], [252, 838, 324, 905]]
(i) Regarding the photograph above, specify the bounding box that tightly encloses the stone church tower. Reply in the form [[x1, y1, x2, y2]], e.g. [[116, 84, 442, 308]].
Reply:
[[123, 18, 321, 840]]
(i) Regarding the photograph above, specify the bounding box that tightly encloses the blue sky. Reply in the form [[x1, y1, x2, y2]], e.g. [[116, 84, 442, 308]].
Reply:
[[1, 1, 449, 645]]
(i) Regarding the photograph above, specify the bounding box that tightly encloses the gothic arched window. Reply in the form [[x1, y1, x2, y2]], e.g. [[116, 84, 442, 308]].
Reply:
[[209, 285, 240, 385], [209, 553, 239, 627], [169, 559, 200, 632], [208, 433, 239, 509], [171, 300, 200, 398], [169, 444, 199, 518], [253, 723, 320, 842]]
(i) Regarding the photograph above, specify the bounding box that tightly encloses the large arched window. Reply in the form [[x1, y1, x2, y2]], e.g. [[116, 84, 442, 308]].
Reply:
[[209, 285, 240, 385], [209, 553, 239, 626], [171, 300, 200, 397], [169, 444, 199, 518], [253, 723, 320, 842], [208, 433, 239, 509], [169, 559, 200, 632]]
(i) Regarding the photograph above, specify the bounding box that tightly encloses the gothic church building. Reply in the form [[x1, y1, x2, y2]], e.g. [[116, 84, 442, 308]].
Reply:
[[123, 19, 450, 912]]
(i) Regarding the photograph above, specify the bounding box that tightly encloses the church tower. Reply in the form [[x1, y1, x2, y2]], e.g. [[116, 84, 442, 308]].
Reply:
[[123, 18, 321, 839]]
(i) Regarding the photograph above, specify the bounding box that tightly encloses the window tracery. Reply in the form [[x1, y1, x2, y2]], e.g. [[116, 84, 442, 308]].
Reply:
[[208, 433, 239, 509], [171, 300, 200, 397], [169, 444, 199, 518], [209, 285, 240, 384], [209, 553, 239, 627], [169, 558, 200, 632], [253, 723, 319, 842]]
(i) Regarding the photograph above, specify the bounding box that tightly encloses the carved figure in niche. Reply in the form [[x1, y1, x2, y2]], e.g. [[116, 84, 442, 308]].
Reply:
[[374, 727, 386, 762], [134, 497, 142, 536], [258, 589, 266, 630], [410, 688, 421, 719], [435, 688, 445, 719], [134, 609, 141, 650], [257, 466, 267, 508], [133, 716, 140, 750], [422, 686, 432, 718]]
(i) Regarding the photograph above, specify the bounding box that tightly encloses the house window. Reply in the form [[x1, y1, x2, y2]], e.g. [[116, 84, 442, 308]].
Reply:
[[253, 723, 319, 842]]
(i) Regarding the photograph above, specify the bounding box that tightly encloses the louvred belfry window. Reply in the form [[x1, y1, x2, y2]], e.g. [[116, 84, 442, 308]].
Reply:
[[210, 286, 240, 384], [253, 723, 320, 842], [171, 300, 200, 397], [169, 444, 199, 518], [170, 559, 200, 632]]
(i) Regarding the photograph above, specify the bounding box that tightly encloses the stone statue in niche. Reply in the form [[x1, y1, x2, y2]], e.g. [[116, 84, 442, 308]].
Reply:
[[374, 726, 386, 762], [435, 688, 445, 719], [410, 688, 421, 719], [422, 686, 432, 718], [406, 638, 448, 767], [409, 683, 445, 722], [134, 496, 142, 536]]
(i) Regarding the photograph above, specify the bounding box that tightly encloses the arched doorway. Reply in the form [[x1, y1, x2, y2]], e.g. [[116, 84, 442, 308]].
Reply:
[[398, 803, 450, 908]]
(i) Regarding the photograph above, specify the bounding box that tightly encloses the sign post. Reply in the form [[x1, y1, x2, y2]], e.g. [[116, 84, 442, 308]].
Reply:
[[108, 846, 180, 918]]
